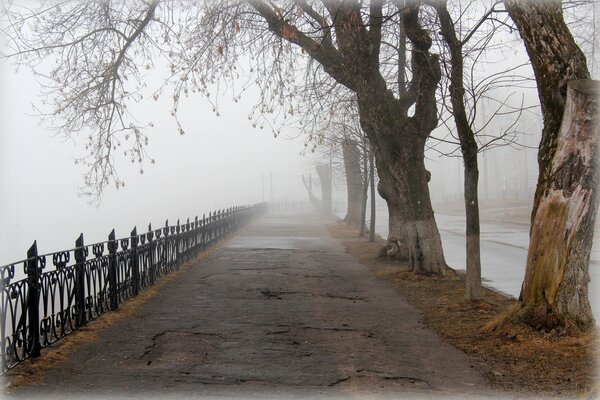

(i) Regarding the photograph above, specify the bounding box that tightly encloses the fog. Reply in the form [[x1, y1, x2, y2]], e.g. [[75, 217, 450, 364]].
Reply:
[[0, 41, 543, 265], [0, 62, 311, 262]]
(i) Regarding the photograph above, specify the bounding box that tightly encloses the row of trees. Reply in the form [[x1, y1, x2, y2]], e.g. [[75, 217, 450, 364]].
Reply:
[[1, 0, 598, 330]]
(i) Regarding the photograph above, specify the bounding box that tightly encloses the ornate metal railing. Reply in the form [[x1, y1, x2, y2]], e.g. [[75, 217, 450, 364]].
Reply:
[[0, 203, 267, 374]]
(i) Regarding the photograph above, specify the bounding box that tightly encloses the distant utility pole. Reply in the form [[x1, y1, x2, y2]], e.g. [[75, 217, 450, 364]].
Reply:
[[262, 175, 265, 202], [270, 172, 274, 203]]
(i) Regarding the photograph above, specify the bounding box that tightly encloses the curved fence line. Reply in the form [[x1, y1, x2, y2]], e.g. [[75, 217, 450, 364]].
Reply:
[[0, 203, 267, 374]]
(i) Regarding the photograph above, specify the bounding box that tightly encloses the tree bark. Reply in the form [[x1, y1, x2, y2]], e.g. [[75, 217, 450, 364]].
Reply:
[[354, 5, 449, 275], [520, 80, 599, 328], [464, 156, 482, 300], [369, 149, 376, 242], [435, 1, 482, 299], [359, 136, 369, 237], [361, 107, 448, 275], [315, 164, 332, 216], [506, 1, 596, 328], [505, 0, 590, 222], [342, 139, 364, 225]]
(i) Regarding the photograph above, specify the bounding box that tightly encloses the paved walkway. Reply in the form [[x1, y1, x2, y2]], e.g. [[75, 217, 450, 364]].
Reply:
[[10, 212, 496, 399]]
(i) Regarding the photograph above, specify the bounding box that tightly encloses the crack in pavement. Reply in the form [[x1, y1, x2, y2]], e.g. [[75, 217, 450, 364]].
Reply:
[[139, 330, 227, 361], [328, 371, 431, 388], [253, 288, 365, 302]]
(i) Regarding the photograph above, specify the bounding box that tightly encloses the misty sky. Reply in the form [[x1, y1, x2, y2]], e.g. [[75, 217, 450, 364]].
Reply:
[[0, 60, 313, 263]]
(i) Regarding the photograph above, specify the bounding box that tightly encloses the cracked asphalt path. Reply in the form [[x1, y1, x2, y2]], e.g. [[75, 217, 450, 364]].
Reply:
[[11, 212, 496, 399]]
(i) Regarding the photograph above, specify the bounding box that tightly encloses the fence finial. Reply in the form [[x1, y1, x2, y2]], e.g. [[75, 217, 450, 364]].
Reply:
[[27, 241, 38, 259], [76, 233, 84, 248]]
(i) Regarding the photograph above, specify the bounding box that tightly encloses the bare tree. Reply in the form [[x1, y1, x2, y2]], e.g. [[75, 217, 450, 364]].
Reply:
[[341, 138, 365, 225], [2, 1, 451, 274], [302, 173, 320, 211], [425, 0, 532, 301]]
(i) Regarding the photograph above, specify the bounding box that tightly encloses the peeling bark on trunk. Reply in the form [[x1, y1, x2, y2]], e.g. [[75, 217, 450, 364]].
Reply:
[[521, 81, 599, 328], [506, 1, 596, 328], [505, 0, 590, 222], [342, 139, 364, 225], [315, 164, 332, 216]]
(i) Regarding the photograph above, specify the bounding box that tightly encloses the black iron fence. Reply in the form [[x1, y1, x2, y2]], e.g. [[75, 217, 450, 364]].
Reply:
[[0, 203, 267, 374]]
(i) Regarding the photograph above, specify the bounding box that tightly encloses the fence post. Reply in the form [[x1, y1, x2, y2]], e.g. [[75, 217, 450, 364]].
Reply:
[[74, 234, 87, 327], [107, 229, 119, 310], [217, 210, 225, 240], [228, 207, 232, 233], [131, 227, 140, 296], [208, 212, 213, 246], [26, 241, 41, 358], [164, 220, 169, 272], [233, 207, 238, 231], [220, 209, 224, 237], [202, 213, 207, 251], [194, 216, 199, 255], [176, 219, 181, 268], [218, 210, 223, 238], [148, 224, 155, 286], [186, 218, 190, 260]]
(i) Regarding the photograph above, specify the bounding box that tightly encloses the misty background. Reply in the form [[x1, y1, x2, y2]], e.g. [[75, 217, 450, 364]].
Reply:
[[0, 62, 311, 262]]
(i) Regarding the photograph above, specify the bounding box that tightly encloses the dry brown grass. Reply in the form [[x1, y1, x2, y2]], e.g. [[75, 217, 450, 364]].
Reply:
[[3, 241, 228, 389], [328, 220, 599, 398]]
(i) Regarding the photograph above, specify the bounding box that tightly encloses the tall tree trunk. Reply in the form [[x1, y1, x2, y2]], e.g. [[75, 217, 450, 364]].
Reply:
[[359, 136, 369, 237], [315, 164, 332, 216], [464, 156, 481, 300], [505, 1, 596, 328], [520, 81, 599, 328], [363, 117, 448, 275], [355, 6, 449, 276], [435, 1, 482, 300], [505, 1, 590, 221], [369, 149, 376, 242], [302, 174, 321, 212], [342, 139, 364, 225]]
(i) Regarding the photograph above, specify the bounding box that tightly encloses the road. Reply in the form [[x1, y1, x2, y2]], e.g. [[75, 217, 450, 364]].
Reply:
[[8, 212, 495, 399]]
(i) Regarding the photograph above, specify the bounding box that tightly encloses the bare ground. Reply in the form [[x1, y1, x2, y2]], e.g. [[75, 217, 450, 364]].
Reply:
[[328, 220, 599, 399]]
